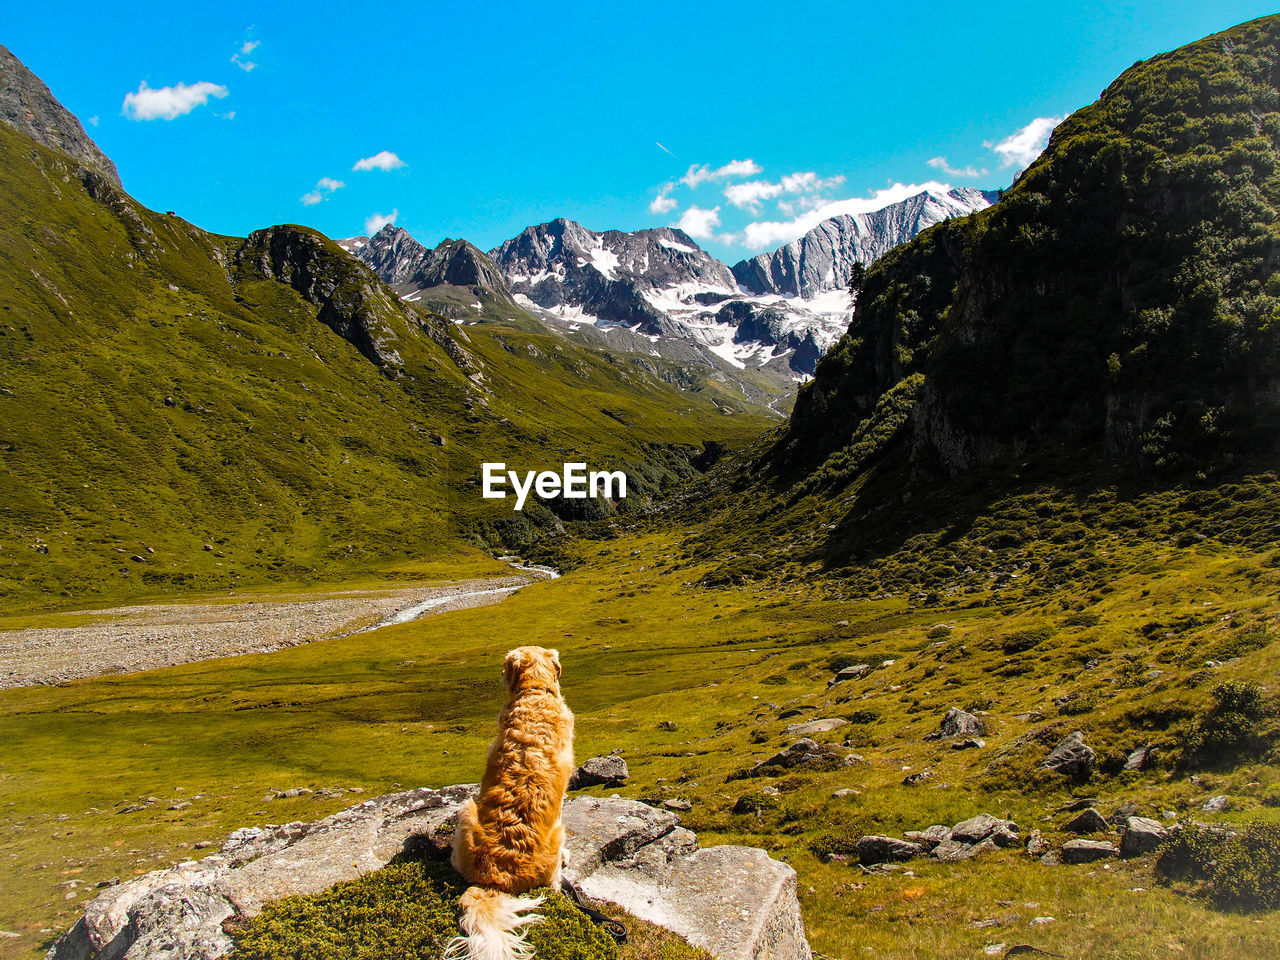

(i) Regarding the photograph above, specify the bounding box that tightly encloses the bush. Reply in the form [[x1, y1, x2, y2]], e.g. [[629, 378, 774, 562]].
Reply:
[[1184, 681, 1270, 765], [1157, 821, 1280, 911], [733, 790, 783, 815], [760, 674, 788, 685], [1002, 627, 1052, 654], [230, 858, 618, 960]]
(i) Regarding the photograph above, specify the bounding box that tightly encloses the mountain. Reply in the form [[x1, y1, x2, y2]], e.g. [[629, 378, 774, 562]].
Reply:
[[0, 54, 770, 605], [0, 42, 120, 187], [731, 187, 999, 299]]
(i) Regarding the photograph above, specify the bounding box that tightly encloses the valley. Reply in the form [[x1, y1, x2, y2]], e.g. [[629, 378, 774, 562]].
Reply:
[[3, 10, 1280, 960]]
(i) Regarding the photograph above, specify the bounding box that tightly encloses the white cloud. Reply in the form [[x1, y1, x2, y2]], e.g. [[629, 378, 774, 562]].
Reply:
[[648, 184, 678, 214], [301, 176, 345, 206], [680, 159, 761, 189], [724, 171, 845, 212], [122, 81, 228, 121], [928, 156, 988, 178], [986, 116, 1062, 170], [739, 180, 956, 250], [365, 209, 399, 234], [353, 150, 406, 172], [231, 38, 260, 72], [673, 205, 721, 240], [87, 115, 99, 127]]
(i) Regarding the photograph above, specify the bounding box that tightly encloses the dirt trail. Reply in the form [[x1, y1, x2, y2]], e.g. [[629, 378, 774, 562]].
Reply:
[[0, 569, 553, 689]]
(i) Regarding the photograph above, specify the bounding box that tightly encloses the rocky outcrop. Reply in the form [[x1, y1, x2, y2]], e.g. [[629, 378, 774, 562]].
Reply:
[[731, 188, 997, 299], [48, 787, 810, 960], [923, 706, 986, 742], [1042, 730, 1096, 778], [348, 226, 513, 298], [1, 43, 121, 187]]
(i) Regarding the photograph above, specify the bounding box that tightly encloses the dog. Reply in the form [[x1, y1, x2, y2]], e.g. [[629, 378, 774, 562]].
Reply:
[[445, 646, 575, 960]]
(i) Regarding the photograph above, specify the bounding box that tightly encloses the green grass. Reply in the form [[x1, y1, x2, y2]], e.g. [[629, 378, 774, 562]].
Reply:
[[2, 510, 1279, 959]]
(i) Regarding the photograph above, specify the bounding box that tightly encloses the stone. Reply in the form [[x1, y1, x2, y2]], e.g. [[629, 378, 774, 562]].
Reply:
[[930, 837, 998, 863], [662, 799, 693, 812], [657, 720, 679, 731], [1043, 730, 1095, 778], [902, 768, 934, 786], [831, 788, 858, 799], [1030, 916, 1055, 926], [52, 788, 812, 960], [951, 737, 986, 750], [1113, 801, 1139, 820], [783, 718, 849, 736], [827, 664, 870, 687], [1026, 830, 1049, 857], [854, 836, 923, 864], [923, 707, 986, 742], [1061, 839, 1118, 864], [1124, 744, 1153, 771], [568, 755, 629, 789], [950, 814, 1018, 845], [1120, 817, 1168, 857], [903, 825, 952, 851], [1063, 808, 1109, 834], [1202, 795, 1230, 813], [742, 739, 852, 778]]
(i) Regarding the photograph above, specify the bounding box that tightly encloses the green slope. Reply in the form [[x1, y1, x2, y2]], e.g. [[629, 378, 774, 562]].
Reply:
[[0, 121, 768, 607]]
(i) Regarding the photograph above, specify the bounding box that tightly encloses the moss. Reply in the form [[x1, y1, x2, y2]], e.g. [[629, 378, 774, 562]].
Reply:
[[230, 859, 618, 960]]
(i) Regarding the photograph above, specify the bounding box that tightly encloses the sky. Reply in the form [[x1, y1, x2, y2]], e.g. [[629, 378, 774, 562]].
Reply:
[[2, 1, 1276, 262]]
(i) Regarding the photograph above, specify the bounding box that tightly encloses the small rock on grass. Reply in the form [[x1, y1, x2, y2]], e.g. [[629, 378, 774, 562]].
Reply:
[[1063, 807, 1109, 834], [1062, 839, 1118, 863]]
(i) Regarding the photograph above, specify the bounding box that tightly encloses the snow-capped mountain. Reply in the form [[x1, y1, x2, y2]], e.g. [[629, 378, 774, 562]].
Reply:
[[731, 187, 1001, 299], [340, 186, 998, 391]]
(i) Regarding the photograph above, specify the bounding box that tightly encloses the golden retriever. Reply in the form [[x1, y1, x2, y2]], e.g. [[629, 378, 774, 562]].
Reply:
[[445, 646, 575, 960]]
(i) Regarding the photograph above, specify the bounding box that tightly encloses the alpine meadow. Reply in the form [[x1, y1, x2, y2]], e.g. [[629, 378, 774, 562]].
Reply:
[[2, 11, 1280, 960]]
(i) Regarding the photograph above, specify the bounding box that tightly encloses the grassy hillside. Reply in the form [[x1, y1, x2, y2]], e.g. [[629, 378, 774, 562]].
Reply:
[[0, 121, 768, 609]]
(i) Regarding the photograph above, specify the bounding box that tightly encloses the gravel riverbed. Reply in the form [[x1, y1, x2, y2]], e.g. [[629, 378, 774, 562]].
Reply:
[[0, 574, 540, 689]]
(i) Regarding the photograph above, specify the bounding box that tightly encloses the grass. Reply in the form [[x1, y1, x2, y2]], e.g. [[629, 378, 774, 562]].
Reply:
[[2, 502, 1279, 959]]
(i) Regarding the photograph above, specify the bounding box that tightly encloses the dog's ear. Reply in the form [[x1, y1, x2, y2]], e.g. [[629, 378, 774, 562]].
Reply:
[[503, 648, 525, 691], [549, 648, 562, 680]]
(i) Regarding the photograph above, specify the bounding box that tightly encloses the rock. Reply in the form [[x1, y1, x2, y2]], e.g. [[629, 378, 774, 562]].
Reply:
[[854, 836, 923, 864], [951, 737, 985, 750], [831, 788, 859, 799], [1063, 808, 1109, 834], [662, 799, 693, 812], [1061, 839, 1118, 863], [923, 707, 986, 742], [1202, 795, 1230, 813], [740, 739, 853, 778], [902, 768, 934, 786], [569, 755, 629, 789], [1124, 744, 1153, 771], [1042, 730, 1095, 778], [1113, 801, 1139, 820], [1030, 916, 1055, 926], [930, 837, 998, 863], [52, 787, 812, 960], [1026, 829, 1049, 857], [950, 814, 1018, 845], [783, 718, 848, 736], [1120, 816, 1168, 857], [657, 720, 679, 731], [827, 664, 870, 687], [903, 825, 951, 851]]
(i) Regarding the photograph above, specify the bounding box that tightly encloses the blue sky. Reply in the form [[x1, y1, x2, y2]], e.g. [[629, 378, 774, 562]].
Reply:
[[3, 1, 1276, 261]]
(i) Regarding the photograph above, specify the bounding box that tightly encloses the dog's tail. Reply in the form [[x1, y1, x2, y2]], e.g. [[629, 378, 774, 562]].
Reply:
[[443, 886, 545, 960]]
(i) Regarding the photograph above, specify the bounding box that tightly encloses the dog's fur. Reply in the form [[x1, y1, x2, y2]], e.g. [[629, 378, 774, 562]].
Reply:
[[445, 646, 575, 960]]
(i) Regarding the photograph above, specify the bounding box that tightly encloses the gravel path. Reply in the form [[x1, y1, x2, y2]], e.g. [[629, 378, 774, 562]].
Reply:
[[0, 573, 546, 689]]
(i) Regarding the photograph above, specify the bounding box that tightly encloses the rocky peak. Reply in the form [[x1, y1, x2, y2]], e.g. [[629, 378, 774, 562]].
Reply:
[[732, 187, 998, 299], [0, 43, 121, 187], [347, 225, 512, 299]]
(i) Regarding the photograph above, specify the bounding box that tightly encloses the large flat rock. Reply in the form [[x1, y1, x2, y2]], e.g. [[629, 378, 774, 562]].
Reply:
[[49, 787, 811, 960]]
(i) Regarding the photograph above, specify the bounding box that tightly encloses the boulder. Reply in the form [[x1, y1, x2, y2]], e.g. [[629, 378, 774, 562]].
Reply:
[[1123, 744, 1152, 771], [828, 665, 870, 687], [51, 787, 812, 960], [930, 837, 998, 863], [1042, 730, 1095, 778], [1202, 795, 1230, 813], [950, 814, 1018, 845], [950, 737, 986, 750], [1026, 829, 1049, 858], [1063, 807, 1109, 834], [569, 755, 630, 789], [740, 739, 852, 778], [854, 836, 923, 864], [783, 718, 849, 736], [923, 707, 986, 742], [903, 825, 952, 851], [1120, 816, 1168, 857], [1061, 839, 1118, 864]]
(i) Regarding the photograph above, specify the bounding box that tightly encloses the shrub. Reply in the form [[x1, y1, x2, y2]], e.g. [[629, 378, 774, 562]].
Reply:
[[1002, 627, 1052, 654], [733, 790, 783, 815], [760, 674, 788, 685], [1183, 681, 1270, 765], [1058, 692, 1097, 716], [1156, 821, 1280, 911], [1063, 611, 1102, 628], [827, 653, 863, 671]]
